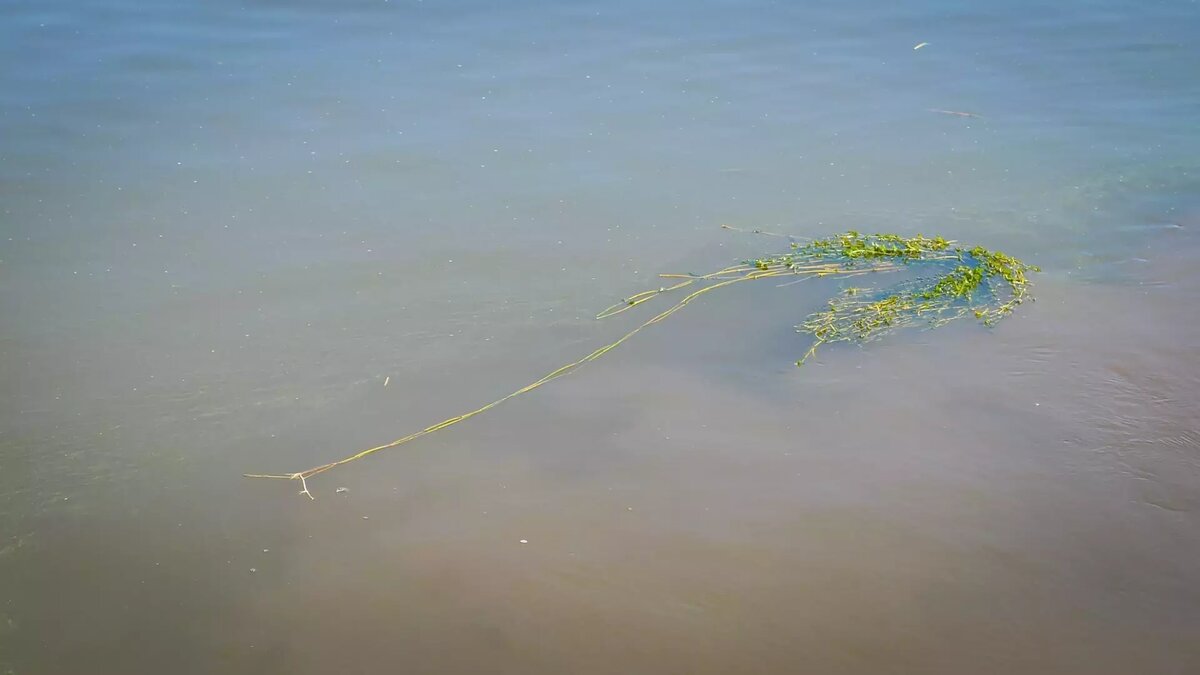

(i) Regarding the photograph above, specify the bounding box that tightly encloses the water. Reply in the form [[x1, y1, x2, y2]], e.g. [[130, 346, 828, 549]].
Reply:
[[2, 0, 1198, 672]]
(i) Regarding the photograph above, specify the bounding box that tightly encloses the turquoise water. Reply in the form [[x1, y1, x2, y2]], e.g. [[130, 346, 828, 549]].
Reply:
[[2, 1, 1198, 672]]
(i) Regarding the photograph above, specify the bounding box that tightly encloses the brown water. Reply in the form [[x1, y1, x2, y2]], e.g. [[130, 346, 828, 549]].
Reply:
[[3, 1, 1199, 673]]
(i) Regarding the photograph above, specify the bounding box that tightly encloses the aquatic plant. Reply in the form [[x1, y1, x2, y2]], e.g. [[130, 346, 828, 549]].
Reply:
[[784, 233, 1037, 363], [246, 229, 1037, 497]]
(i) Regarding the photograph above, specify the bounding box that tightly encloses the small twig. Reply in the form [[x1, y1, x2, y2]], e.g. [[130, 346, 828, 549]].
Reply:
[[797, 340, 824, 366], [295, 473, 314, 500], [928, 108, 981, 118], [720, 224, 796, 240]]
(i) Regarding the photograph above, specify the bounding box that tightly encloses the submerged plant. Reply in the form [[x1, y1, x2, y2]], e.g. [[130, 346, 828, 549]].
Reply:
[[247, 229, 1037, 497]]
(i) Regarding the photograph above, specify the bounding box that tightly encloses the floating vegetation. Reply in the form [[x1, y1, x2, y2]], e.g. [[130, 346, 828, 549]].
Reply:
[[783, 232, 1038, 364], [246, 229, 1037, 497]]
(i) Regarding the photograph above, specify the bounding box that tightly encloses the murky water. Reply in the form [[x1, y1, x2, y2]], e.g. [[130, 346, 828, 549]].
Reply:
[[2, 0, 1198, 672]]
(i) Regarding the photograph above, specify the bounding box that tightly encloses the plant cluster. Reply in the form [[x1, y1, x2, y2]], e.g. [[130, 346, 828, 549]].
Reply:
[[248, 230, 1038, 495], [767, 234, 1040, 364]]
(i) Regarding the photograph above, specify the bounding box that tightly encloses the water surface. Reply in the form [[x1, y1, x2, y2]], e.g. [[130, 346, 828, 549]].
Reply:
[[2, 0, 1198, 672]]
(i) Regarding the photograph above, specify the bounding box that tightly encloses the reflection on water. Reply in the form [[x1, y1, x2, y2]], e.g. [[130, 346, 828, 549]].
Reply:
[[2, 0, 1198, 672]]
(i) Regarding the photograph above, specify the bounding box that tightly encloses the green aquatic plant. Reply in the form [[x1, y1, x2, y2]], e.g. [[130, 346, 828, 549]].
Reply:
[[247, 229, 1037, 497], [784, 233, 1039, 364]]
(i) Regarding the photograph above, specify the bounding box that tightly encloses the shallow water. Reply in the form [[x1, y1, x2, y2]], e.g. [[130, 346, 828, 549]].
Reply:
[[2, 0, 1199, 672]]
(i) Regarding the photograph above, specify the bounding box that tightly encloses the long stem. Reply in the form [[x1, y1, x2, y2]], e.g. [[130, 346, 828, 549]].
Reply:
[[244, 263, 889, 496]]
